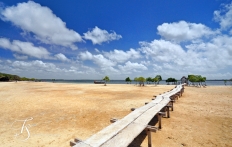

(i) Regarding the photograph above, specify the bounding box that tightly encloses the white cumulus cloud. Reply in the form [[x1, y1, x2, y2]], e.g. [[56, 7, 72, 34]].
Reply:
[[157, 21, 214, 42], [139, 39, 186, 63], [92, 54, 116, 67], [79, 51, 93, 60], [0, 38, 51, 59], [83, 26, 122, 45], [12, 60, 56, 71], [1, 1, 82, 50], [103, 48, 141, 63], [55, 53, 70, 62], [79, 51, 118, 72], [214, 2, 232, 30], [118, 61, 147, 73]]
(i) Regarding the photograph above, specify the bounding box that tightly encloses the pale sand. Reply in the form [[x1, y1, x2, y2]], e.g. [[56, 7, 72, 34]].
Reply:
[[0, 82, 231, 147]]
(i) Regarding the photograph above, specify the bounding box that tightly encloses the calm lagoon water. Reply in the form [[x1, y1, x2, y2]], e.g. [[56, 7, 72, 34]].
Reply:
[[41, 79, 229, 86]]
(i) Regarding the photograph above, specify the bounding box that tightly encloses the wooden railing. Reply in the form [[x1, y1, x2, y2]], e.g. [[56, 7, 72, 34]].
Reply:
[[70, 84, 184, 147]]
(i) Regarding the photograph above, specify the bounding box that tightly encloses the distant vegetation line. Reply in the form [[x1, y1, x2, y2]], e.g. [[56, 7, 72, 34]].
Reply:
[[0, 72, 35, 81]]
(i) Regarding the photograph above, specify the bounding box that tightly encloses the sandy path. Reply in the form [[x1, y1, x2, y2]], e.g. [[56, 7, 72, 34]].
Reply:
[[0, 82, 231, 147]]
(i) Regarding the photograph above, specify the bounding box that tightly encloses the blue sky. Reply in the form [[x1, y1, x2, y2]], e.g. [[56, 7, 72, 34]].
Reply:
[[0, 0, 232, 80]]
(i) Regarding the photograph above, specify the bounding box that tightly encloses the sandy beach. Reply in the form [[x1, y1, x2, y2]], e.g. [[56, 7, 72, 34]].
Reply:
[[0, 82, 231, 147]]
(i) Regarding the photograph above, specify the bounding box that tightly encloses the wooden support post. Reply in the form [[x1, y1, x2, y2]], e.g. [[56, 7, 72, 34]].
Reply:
[[174, 93, 179, 100], [158, 112, 165, 129], [170, 96, 175, 103], [166, 105, 171, 118], [158, 114, 161, 129], [147, 129, 152, 147], [170, 100, 174, 111], [181, 88, 184, 95], [145, 125, 157, 147]]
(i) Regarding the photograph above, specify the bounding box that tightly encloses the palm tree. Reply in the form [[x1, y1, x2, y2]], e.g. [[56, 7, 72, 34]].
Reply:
[[103, 76, 110, 86]]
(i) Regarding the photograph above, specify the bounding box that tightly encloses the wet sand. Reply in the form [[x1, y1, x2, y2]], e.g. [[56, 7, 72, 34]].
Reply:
[[0, 82, 231, 147]]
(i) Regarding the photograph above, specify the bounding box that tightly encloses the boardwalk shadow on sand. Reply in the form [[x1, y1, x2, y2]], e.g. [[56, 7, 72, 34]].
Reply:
[[128, 116, 159, 147]]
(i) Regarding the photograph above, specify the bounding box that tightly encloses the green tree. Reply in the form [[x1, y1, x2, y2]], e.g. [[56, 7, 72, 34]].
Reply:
[[103, 76, 110, 86], [153, 77, 159, 86], [146, 77, 152, 84], [134, 77, 138, 85], [188, 75, 207, 87], [125, 77, 131, 84], [0, 72, 35, 82], [188, 75, 197, 86], [155, 75, 162, 84], [166, 77, 177, 85], [199, 76, 206, 86], [30, 78, 35, 81], [0, 76, 9, 81], [138, 76, 146, 86]]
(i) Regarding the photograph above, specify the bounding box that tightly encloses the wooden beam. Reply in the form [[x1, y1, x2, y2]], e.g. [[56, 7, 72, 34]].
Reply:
[[131, 108, 136, 111], [75, 138, 82, 143], [110, 118, 118, 123], [70, 141, 76, 146], [145, 125, 158, 132], [70, 138, 82, 147]]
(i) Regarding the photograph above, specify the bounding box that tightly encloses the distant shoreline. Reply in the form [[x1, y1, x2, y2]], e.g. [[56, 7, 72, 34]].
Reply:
[[39, 79, 228, 86]]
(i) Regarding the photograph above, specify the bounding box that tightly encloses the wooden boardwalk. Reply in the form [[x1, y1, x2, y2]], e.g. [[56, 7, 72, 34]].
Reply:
[[70, 85, 184, 147]]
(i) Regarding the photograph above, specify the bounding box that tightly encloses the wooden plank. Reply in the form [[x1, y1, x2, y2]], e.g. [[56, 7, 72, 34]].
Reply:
[[151, 95, 163, 103], [84, 102, 157, 146], [101, 99, 170, 147], [101, 122, 146, 147], [134, 102, 168, 125]]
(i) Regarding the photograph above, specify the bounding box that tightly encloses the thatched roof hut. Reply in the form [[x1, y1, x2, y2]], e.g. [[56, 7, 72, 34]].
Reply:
[[181, 76, 188, 84]]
